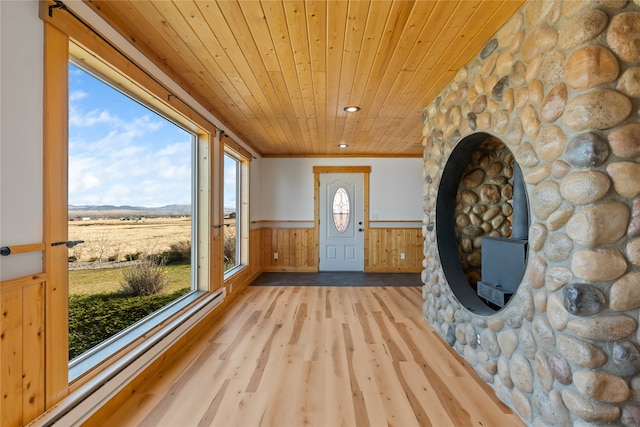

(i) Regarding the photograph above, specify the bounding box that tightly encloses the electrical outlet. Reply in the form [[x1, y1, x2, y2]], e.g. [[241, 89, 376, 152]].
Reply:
[[274, 252, 279, 260], [400, 253, 405, 260]]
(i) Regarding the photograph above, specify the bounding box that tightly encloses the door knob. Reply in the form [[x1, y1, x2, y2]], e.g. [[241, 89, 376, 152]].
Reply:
[[358, 228, 364, 232]]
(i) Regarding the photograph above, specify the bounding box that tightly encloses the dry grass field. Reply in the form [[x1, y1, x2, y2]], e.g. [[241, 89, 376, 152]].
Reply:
[[68, 217, 192, 262], [67, 216, 238, 358], [68, 216, 236, 263]]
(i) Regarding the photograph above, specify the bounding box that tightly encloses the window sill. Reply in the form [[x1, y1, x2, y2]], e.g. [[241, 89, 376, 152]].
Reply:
[[69, 290, 205, 383], [224, 264, 247, 281], [32, 289, 225, 426]]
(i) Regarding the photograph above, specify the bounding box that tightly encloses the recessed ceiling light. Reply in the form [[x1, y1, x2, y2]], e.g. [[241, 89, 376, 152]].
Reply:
[[338, 143, 348, 148], [343, 105, 361, 113]]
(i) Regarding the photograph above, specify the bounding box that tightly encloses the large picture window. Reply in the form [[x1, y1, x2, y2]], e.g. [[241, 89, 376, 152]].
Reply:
[[67, 62, 197, 363], [42, 15, 219, 403]]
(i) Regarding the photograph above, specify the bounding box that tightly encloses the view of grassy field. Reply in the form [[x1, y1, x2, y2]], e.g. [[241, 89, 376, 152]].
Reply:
[[66, 214, 235, 359], [68, 216, 236, 265], [67, 216, 196, 359], [69, 263, 191, 294], [68, 217, 192, 264]]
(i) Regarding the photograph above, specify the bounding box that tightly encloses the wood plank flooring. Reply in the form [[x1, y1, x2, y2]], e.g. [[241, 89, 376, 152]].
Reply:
[[95, 281, 524, 427]]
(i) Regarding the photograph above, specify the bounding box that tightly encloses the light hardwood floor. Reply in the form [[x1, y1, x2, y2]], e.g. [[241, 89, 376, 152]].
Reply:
[[95, 283, 524, 426]]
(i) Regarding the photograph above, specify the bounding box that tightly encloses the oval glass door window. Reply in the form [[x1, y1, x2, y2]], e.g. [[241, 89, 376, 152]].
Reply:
[[332, 187, 350, 232]]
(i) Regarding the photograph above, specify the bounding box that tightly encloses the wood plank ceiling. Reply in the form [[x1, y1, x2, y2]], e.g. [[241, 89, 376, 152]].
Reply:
[[84, 0, 524, 157]]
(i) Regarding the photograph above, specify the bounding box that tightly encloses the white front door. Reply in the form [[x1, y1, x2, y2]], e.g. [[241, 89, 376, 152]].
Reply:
[[319, 173, 364, 271]]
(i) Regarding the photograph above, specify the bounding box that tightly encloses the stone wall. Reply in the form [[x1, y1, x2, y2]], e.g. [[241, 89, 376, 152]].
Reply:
[[456, 137, 515, 288], [421, 1, 640, 425]]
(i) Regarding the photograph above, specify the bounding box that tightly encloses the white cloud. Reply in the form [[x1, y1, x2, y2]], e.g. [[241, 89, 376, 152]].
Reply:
[[69, 90, 88, 102], [68, 156, 102, 195], [157, 141, 190, 156], [69, 107, 118, 127], [102, 184, 133, 205], [70, 173, 100, 194], [68, 74, 193, 207], [69, 126, 193, 206]]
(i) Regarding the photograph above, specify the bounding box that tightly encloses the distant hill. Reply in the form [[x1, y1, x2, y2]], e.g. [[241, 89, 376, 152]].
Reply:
[[68, 204, 191, 218]]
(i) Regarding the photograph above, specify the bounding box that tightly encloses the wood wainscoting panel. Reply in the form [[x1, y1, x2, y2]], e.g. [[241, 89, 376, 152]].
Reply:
[[366, 228, 423, 273], [249, 227, 263, 278], [258, 228, 318, 272], [0, 274, 46, 427], [255, 226, 423, 273]]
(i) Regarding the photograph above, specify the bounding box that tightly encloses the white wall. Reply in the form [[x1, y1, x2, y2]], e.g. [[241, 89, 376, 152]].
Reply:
[[0, 1, 44, 280], [253, 157, 423, 222]]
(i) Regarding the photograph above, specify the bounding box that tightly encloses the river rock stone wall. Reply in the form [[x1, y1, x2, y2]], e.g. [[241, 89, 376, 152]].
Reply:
[[421, 1, 640, 426], [456, 138, 515, 288]]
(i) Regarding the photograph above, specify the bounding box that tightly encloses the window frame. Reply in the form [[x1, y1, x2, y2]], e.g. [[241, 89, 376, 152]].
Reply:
[[42, 17, 221, 399], [66, 58, 206, 380], [223, 152, 241, 273], [223, 146, 250, 279]]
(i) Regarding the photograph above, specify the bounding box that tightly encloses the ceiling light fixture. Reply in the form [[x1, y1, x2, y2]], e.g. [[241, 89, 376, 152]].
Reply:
[[343, 105, 361, 113], [338, 143, 348, 148]]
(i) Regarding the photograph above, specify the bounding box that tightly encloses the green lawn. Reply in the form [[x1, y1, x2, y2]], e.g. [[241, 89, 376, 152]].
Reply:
[[68, 263, 192, 360], [69, 263, 191, 295], [69, 288, 190, 360]]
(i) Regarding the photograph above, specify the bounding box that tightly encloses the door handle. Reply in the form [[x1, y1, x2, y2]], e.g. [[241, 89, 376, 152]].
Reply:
[[358, 228, 364, 232], [51, 240, 85, 248]]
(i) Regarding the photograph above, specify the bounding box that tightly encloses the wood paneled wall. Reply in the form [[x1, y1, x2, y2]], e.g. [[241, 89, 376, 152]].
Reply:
[[0, 274, 46, 427], [253, 227, 423, 273], [248, 227, 265, 278], [366, 228, 423, 273], [256, 227, 318, 272]]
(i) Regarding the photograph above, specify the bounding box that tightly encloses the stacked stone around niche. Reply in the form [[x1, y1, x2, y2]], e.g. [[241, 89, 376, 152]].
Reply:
[[456, 137, 514, 287], [421, 2, 640, 426]]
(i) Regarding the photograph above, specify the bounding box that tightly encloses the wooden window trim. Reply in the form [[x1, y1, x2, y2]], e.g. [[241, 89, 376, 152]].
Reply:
[[43, 21, 71, 408], [222, 148, 250, 272], [39, 1, 216, 136], [40, 2, 224, 407]]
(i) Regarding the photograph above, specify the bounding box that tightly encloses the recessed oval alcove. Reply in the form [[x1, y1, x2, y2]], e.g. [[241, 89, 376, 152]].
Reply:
[[436, 133, 529, 315]]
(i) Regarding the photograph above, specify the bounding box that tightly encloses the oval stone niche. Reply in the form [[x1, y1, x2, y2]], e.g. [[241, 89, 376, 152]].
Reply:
[[436, 133, 530, 314]]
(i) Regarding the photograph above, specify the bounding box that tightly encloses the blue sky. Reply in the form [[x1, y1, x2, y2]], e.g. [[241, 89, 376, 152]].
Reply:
[[68, 63, 237, 210]]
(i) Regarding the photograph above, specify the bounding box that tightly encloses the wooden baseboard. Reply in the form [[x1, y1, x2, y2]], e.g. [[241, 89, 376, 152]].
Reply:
[[365, 267, 423, 273], [261, 266, 319, 273]]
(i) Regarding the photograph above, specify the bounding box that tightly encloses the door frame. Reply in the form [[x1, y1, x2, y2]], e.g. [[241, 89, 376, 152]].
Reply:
[[313, 166, 371, 272]]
